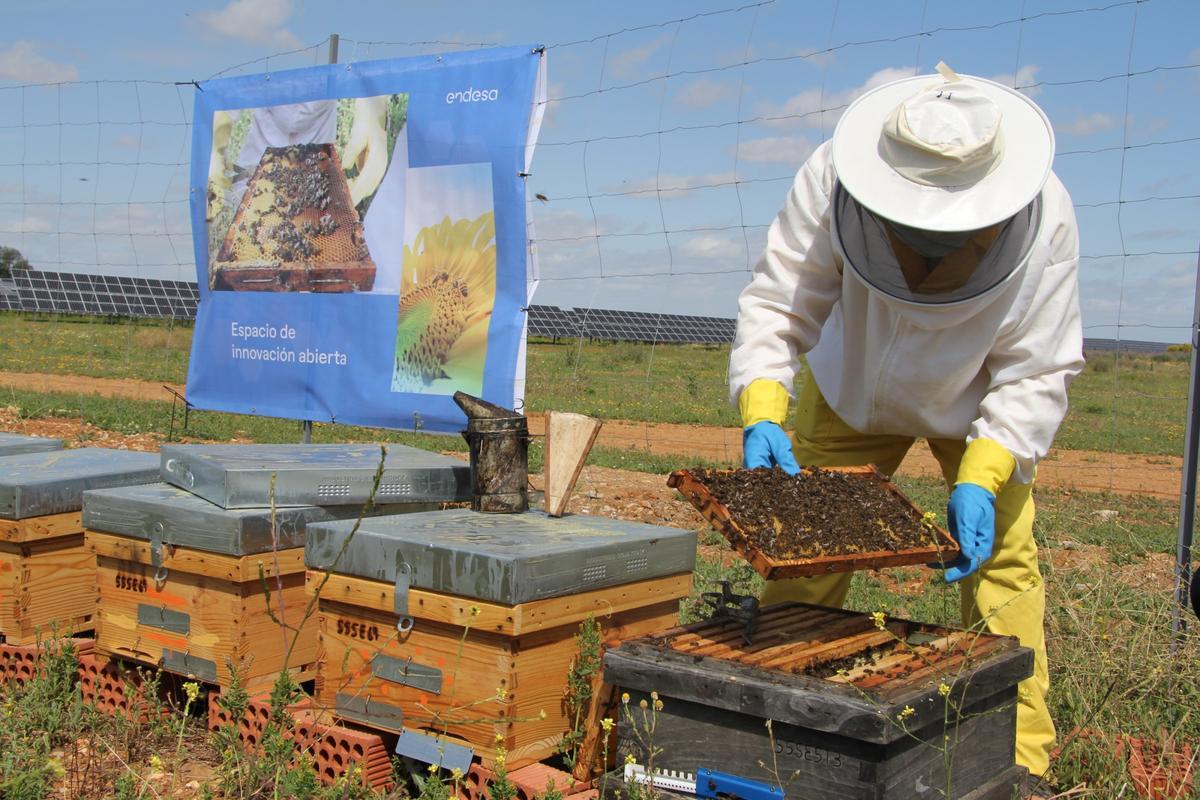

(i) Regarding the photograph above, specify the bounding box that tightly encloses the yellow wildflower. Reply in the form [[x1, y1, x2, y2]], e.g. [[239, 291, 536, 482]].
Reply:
[[639, 699, 648, 709], [451, 768, 463, 782], [148, 754, 164, 772], [937, 683, 951, 697], [470, 605, 481, 617], [601, 717, 614, 732], [621, 692, 630, 704], [653, 699, 664, 711], [538, 709, 547, 720], [496, 686, 507, 700], [897, 705, 915, 721], [624, 753, 638, 766], [871, 611, 886, 630], [183, 681, 201, 704], [427, 763, 439, 774]]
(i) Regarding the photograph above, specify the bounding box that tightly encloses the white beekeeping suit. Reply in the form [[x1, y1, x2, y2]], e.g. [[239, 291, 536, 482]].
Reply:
[[727, 65, 1083, 783]]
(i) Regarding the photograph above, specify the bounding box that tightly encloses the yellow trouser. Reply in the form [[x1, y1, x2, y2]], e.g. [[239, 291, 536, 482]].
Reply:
[[760, 375, 1054, 776]]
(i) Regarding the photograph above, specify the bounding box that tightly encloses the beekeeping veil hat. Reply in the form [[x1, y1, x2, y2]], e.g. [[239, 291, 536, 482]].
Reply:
[[830, 63, 1054, 304]]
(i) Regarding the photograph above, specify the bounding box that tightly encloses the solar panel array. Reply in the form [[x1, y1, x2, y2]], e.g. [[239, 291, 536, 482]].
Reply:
[[0, 272, 1174, 352], [8, 270, 198, 319], [528, 305, 737, 344]]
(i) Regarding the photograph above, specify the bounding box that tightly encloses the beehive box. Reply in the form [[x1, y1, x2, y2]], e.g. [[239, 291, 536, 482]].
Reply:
[[0, 448, 159, 644], [160, 443, 471, 509], [212, 143, 375, 292], [0, 433, 63, 457], [83, 482, 442, 690], [306, 509, 697, 772], [604, 602, 1033, 799], [669, 467, 959, 580]]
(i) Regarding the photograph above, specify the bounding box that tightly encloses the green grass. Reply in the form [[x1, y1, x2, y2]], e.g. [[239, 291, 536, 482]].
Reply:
[[0, 314, 1191, 457]]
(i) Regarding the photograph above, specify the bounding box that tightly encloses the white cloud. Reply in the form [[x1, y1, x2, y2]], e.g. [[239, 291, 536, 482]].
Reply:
[[675, 78, 736, 110], [113, 134, 142, 150], [1056, 111, 1117, 137], [989, 65, 1042, 97], [735, 136, 815, 165], [0, 41, 78, 83], [680, 234, 743, 260], [198, 0, 301, 49], [608, 35, 669, 79], [757, 65, 915, 129]]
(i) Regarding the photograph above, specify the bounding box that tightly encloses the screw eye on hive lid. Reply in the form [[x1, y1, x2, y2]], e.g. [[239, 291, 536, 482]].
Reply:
[[158, 443, 471, 509], [0, 433, 64, 458]]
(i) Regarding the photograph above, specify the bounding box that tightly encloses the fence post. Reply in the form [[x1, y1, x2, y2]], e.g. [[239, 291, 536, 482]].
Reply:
[[1171, 247, 1200, 643]]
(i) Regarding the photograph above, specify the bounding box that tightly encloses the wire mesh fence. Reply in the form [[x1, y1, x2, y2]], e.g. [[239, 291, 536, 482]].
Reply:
[[0, 0, 1195, 497]]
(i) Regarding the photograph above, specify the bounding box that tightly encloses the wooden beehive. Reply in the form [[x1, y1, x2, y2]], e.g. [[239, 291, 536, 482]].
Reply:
[[0, 447, 160, 645], [0, 512, 94, 644], [604, 602, 1033, 799], [86, 530, 313, 691], [82, 482, 444, 691], [306, 509, 697, 772], [668, 466, 959, 580]]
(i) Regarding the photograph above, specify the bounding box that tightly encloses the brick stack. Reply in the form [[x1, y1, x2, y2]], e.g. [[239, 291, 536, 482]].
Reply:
[[0, 637, 94, 687], [207, 691, 394, 792]]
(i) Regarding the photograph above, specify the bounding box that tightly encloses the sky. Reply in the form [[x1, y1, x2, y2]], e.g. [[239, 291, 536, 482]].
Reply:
[[0, 0, 1198, 342]]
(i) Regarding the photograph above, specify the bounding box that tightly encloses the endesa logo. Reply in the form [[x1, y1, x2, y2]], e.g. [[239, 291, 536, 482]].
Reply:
[[445, 87, 500, 104]]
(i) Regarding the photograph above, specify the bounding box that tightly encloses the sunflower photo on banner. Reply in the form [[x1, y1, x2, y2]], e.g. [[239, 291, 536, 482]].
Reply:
[[187, 46, 546, 434]]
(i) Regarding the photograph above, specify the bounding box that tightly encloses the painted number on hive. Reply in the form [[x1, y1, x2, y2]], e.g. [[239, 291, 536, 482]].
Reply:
[[336, 618, 380, 641], [774, 740, 843, 767], [115, 573, 148, 593]]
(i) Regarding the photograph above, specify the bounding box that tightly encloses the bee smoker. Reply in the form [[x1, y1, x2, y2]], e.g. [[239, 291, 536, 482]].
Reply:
[[453, 391, 529, 513]]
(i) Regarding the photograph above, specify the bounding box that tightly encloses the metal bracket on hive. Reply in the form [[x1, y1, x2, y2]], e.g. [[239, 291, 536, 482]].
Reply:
[[700, 581, 761, 646], [149, 522, 168, 584], [394, 555, 414, 632]]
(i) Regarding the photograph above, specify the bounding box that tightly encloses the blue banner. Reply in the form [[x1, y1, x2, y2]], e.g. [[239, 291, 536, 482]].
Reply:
[[187, 46, 544, 433]]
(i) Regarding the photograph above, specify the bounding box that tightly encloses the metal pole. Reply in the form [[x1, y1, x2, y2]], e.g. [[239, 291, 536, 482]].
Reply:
[[300, 34, 338, 446], [1170, 247, 1200, 643]]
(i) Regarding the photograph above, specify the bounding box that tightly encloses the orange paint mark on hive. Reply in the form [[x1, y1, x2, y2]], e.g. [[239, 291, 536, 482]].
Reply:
[[141, 629, 188, 651], [144, 588, 187, 609]]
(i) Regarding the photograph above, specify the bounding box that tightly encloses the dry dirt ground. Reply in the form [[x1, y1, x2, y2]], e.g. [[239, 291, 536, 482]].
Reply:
[[0, 368, 1182, 499]]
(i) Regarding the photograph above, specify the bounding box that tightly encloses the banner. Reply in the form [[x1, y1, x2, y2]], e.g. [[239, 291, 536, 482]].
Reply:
[[187, 46, 545, 433]]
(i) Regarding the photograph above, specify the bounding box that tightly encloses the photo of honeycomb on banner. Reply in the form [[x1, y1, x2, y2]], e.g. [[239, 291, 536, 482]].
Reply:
[[391, 162, 497, 397], [205, 94, 409, 293]]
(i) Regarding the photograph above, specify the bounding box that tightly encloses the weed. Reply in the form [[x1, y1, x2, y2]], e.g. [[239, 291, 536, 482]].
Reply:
[[559, 616, 603, 772]]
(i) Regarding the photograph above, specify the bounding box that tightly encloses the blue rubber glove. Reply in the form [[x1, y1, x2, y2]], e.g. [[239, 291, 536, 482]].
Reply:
[[742, 421, 800, 476], [944, 483, 996, 583]]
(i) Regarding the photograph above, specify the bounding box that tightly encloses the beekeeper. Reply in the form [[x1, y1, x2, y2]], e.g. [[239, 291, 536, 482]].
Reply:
[[729, 63, 1083, 778]]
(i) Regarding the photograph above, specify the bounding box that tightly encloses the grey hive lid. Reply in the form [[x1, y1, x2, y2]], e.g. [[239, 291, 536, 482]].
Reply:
[[0, 447, 160, 519], [160, 443, 471, 509], [0, 433, 64, 457], [82, 482, 444, 556], [305, 509, 698, 606]]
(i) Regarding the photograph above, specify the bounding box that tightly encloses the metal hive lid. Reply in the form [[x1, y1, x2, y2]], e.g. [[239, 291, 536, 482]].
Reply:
[[0, 433, 64, 457], [0, 447, 160, 519], [82, 482, 442, 556], [159, 443, 471, 509], [305, 509, 698, 605]]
